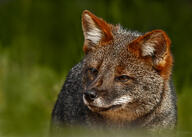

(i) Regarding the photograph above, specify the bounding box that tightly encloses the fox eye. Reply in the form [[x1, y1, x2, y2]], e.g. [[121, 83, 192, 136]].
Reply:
[[87, 68, 98, 77], [115, 75, 132, 83]]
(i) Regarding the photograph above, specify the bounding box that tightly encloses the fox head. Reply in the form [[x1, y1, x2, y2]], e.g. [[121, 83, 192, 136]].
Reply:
[[81, 10, 173, 123]]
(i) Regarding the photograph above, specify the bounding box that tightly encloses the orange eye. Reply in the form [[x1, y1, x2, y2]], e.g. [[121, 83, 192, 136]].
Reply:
[[115, 75, 132, 82]]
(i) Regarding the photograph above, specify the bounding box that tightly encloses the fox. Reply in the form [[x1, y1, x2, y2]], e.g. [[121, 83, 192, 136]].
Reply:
[[51, 10, 177, 130]]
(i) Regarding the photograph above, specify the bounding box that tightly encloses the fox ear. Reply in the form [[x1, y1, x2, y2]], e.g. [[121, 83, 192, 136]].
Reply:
[[129, 30, 173, 79], [82, 10, 113, 53]]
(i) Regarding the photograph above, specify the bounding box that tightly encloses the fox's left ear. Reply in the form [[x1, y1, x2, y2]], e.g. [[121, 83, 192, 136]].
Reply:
[[129, 30, 173, 79], [82, 10, 113, 53]]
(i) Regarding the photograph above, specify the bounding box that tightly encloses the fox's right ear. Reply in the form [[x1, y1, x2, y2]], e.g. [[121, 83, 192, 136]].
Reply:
[[82, 10, 113, 53]]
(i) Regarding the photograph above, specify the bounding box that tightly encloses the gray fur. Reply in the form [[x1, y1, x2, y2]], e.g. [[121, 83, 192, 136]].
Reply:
[[51, 11, 177, 130]]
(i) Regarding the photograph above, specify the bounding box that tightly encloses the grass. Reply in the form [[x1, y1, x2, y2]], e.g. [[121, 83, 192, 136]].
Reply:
[[0, 49, 64, 136], [0, 47, 192, 137]]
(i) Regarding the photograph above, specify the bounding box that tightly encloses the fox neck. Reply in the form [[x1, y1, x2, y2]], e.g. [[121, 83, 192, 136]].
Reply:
[[131, 79, 176, 129]]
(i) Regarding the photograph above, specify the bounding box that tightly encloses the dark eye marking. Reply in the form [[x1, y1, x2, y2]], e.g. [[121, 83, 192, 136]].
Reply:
[[86, 67, 98, 77], [115, 75, 133, 83]]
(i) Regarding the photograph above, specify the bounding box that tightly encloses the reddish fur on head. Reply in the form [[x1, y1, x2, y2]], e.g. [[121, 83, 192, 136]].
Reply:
[[128, 30, 173, 80], [80, 10, 176, 128], [82, 10, 113, 53], [83, 10, 113, 42]]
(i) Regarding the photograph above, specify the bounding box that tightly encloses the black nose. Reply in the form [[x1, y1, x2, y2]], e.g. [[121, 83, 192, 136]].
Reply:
[[84, 90, 97, 101]]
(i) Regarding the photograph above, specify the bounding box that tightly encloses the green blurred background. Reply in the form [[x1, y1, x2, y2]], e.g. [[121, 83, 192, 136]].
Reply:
[[0, 0, 192, 136]]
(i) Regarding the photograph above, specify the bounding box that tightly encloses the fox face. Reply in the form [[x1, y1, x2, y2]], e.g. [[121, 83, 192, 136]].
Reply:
[[81, 10, 173, 123]]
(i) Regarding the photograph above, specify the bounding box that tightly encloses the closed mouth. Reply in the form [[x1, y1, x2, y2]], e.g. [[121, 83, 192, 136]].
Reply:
[[83, 95, 123, 112], [88, 104, 122, 112]]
